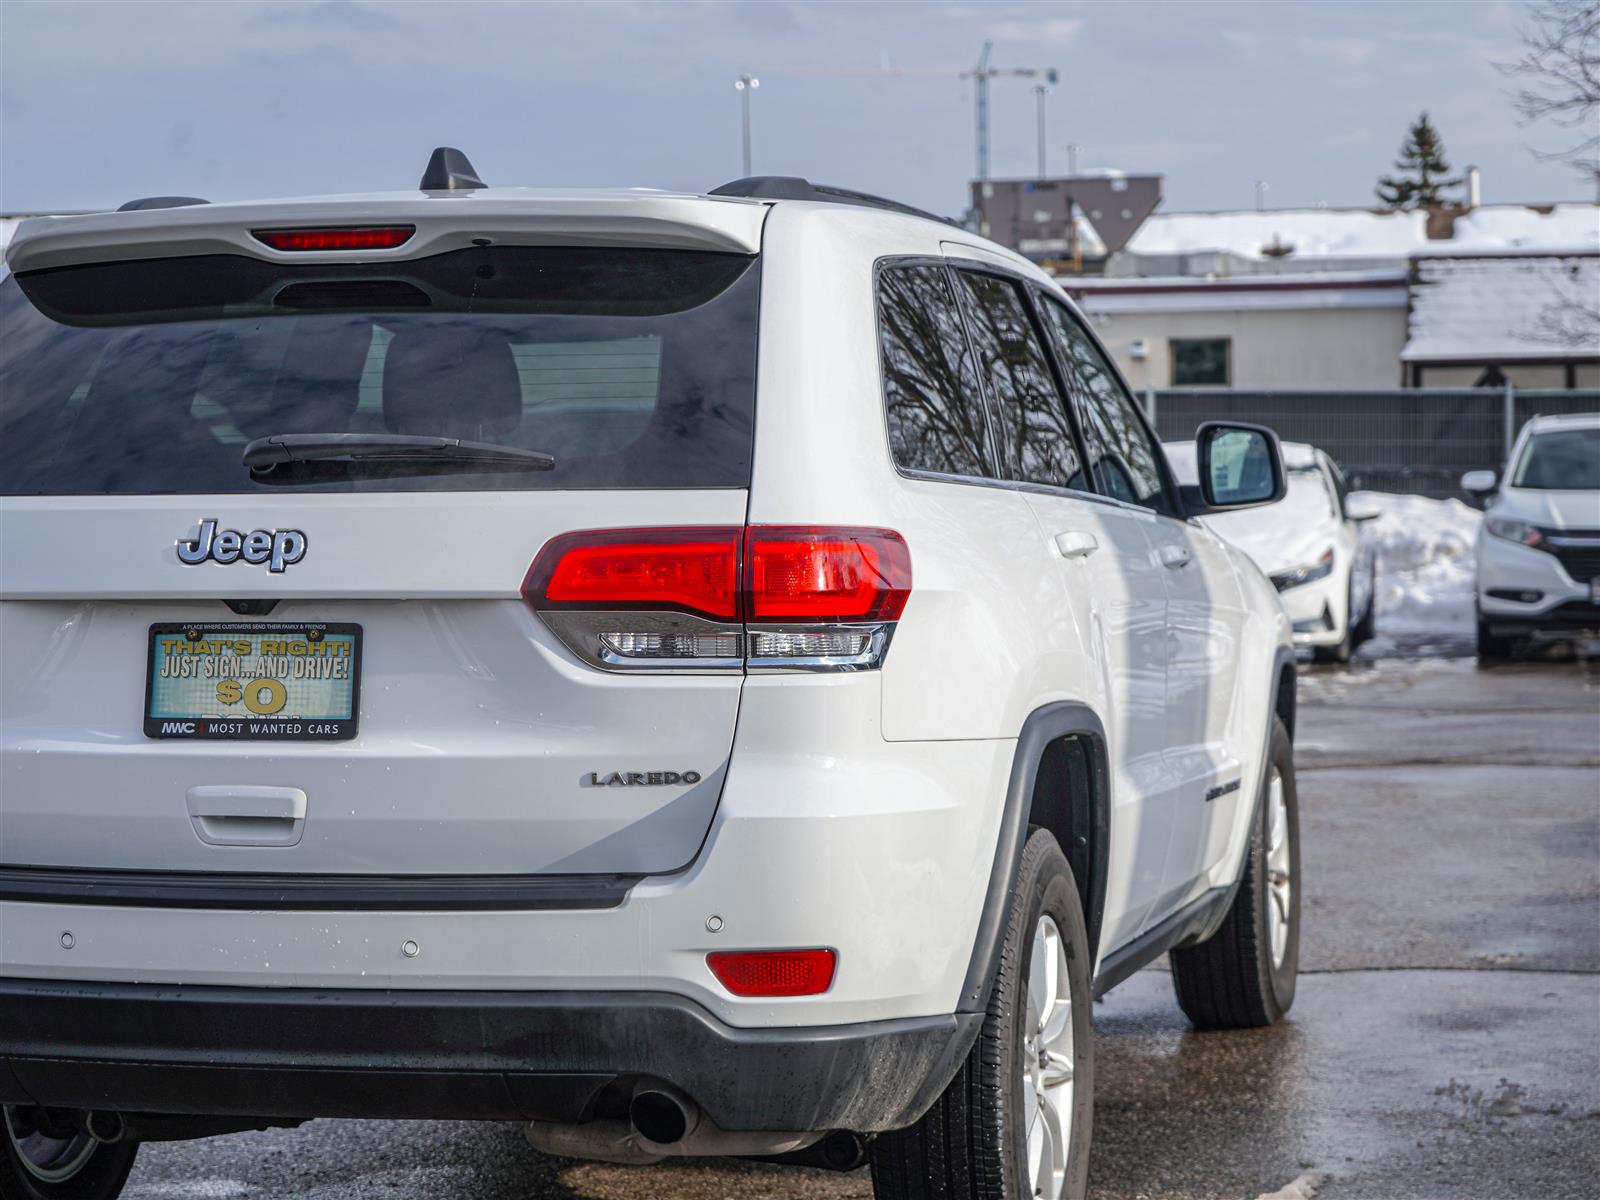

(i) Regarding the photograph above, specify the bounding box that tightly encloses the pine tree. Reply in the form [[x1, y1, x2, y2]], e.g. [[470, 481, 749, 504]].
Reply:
[[1376, 112, 1464, 209]]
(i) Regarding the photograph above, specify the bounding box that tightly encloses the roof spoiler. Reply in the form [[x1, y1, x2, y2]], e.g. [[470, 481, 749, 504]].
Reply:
[[116, 197, 209, 212], [711, 176, 953, 226]]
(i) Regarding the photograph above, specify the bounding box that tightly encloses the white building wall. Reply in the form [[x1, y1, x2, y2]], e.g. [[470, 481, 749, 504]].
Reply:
[[1081, 303, 1409, 390]]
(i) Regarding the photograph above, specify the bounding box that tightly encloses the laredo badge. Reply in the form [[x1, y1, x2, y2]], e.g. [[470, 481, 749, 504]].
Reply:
[[584, 770, 703, 787]]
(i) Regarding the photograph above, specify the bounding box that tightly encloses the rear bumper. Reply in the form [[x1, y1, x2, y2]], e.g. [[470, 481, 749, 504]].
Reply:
[[0, 978, 977, 1134]]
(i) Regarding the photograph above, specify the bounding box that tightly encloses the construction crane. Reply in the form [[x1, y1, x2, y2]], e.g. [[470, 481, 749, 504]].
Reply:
[[760, 42, 1059, 181], [965, 41, 1058, 181]]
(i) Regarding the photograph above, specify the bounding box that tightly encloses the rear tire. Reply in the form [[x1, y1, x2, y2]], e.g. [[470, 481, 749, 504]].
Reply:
[[1, 1108, 137, 1200], [1351, 574, 1376, 646], [1170, 718, 1299, 1030], [871, 828, 1093, 1200]]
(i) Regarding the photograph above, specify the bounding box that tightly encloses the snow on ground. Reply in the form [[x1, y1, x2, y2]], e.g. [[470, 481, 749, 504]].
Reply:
[[1354, 490, 1481, 634]]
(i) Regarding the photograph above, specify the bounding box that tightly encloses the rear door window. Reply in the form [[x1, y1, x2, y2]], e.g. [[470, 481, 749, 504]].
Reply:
[[876, 263, 993, 479], [1037, 295, 1177, 516], [0, 246, 760, 494], [950, 269, 1086, 491]]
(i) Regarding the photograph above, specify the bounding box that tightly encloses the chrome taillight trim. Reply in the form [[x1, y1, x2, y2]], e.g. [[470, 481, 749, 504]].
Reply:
[[745, 623, 895, 673], [538, 611, 745, 674], [537, 612, 898, 674]]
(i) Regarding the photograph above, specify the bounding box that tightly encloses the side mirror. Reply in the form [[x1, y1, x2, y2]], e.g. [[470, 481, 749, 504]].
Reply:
[[1460, 469, 1497, 495], [1189, 421, 1286, 514], [1346, 498, 1382, 524]]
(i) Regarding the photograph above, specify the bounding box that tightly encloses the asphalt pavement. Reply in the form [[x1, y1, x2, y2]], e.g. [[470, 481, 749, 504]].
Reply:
[[122, 646, 1600, 1200]]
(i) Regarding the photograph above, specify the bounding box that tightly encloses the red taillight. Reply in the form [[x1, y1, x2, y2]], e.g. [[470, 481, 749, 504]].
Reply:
[[523, 527, 742, 621], [523, 525, 911, 669], [252, 226, 416, 252], [707, 949, 837, 997], [746, 527, 911, 623]]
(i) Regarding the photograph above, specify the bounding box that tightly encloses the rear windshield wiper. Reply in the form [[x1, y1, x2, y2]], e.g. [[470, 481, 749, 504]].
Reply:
[[244, 433, 556, 473]]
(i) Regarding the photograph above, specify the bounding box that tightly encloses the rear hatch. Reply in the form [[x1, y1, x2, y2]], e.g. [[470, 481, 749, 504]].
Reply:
[[0, 209, 761, 879]]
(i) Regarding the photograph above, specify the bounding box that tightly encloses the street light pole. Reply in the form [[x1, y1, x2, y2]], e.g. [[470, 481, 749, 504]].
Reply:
[[1066, 143, 1080, 176], [734, 73, 759, 176], [1034, 85, 1048, 177]]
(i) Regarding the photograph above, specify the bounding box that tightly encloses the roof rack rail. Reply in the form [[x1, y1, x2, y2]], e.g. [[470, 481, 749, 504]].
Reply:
[[116, 196, 208, 212], [709, 176, 954, 226]]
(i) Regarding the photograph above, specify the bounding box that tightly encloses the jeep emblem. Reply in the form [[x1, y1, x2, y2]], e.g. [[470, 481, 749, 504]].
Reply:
[[177, 519, 307, 574]]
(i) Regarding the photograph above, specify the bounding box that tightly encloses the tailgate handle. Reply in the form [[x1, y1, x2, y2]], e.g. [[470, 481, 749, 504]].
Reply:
[[186, 786, 307, 848]]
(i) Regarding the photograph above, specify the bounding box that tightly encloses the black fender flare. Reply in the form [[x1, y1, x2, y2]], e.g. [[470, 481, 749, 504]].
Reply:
[[957, 702, 1110, 1013]]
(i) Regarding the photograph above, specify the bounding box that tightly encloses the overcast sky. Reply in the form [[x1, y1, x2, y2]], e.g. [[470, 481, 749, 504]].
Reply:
[[1, 0, 1588, 217]]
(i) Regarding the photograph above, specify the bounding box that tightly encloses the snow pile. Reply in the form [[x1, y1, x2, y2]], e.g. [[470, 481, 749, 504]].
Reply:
[[1355, 491, 1481, 633]]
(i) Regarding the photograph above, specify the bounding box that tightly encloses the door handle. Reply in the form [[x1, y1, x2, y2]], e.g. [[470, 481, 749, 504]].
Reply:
[[1053, 531, 1099, 560], [186, 785, 307, 847], [1158, 544, 1192, 569]]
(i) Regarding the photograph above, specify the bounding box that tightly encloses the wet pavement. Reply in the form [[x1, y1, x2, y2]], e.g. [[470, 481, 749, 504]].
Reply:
[[123, 652, 1600, 1200]]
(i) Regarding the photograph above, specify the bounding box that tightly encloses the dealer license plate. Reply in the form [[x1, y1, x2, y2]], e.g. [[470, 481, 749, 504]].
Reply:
[[145, 622, 362, 740]]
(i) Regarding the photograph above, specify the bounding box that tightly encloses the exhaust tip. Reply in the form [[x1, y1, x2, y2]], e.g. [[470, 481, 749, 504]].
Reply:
[[629, 1089, 692, 1145], [85, 1111, 126, 1144]]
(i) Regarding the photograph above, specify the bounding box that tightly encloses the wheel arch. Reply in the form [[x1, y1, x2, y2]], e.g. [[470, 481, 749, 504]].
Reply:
[[1274, 646, 1297, 742], [956, 702, 1110, 1013]]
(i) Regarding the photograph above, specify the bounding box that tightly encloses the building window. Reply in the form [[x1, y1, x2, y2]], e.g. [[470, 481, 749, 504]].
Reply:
[[1170, 338, 1231, 386]]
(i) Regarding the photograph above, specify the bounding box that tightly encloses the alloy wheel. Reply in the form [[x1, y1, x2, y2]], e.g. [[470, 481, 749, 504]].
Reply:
[[4, 1105, 96, 1184], [1022, 913, 1076, 1198], [1265, 769, 1293, 968]]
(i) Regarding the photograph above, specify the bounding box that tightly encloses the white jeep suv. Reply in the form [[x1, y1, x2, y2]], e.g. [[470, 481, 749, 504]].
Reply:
[[1463, 411, 1600, 659], [0, 153, 1301, 1200]]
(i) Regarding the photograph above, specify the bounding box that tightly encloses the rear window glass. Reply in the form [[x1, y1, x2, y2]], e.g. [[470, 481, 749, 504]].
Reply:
[[0, 246, 759, 494]]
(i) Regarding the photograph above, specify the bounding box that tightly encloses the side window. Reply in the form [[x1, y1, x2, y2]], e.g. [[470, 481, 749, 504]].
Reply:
[[877, 264, 992, 478], [1038, 297, 1177, 516], [950, 270, 1086, 490]]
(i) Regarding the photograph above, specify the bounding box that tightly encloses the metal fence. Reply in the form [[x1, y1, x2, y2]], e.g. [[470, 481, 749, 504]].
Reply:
[[1146, 386, 1600, 499]]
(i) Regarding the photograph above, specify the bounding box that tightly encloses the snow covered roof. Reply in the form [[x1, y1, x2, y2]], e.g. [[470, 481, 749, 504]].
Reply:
[[1128, 208, 1425, 259], [1447, 205, 1600, 254], [1125, 203, 1598, 261], [1403, 255, 1600, 363]]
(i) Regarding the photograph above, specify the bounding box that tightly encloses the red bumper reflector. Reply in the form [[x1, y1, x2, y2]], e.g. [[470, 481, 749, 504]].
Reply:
[[747, 526, 911, 623], [707, 949, 837, 997], [252, 226, 416, 252], [523, 527, 742, 621]]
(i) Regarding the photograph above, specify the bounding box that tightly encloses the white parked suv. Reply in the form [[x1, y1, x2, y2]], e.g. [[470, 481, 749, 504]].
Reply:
[[0, 153, 1302, 1200], [1463, 411, 1600, 659], [1168, 440, 1379, 663]]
